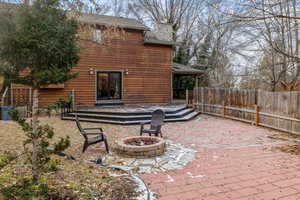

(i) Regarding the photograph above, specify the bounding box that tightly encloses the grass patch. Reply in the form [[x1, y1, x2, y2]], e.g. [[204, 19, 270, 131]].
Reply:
[[0, 118, 141, 199], [275, 143, 300, 156], [0, 152, 140, 200]]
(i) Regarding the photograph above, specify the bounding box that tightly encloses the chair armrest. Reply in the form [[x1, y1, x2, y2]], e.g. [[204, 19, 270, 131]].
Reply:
[[83, 127, 103, 132], [83, 132, 103, 136]]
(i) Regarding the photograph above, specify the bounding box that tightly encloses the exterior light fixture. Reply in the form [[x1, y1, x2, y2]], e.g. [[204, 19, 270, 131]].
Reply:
[[125, 69, 129, 75], [89, 68, 95, 75]]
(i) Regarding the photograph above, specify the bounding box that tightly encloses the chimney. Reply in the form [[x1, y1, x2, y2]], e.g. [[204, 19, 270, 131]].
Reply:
[[153, 23, 173, 42]]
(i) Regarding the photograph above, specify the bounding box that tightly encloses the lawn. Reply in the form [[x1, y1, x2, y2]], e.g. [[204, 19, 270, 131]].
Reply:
[[0, 116, 142, 200], [0, 116, 140, 161]]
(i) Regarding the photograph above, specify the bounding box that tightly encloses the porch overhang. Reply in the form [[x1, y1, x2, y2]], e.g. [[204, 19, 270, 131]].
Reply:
[[172, 62, 204, 75]]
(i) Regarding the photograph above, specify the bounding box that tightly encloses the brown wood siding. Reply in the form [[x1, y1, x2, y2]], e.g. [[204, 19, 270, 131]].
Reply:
[[13, 30, 172, 106]]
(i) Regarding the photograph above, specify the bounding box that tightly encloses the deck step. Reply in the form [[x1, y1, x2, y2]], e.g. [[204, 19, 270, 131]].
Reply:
[[66, 108, 194, 121], [62, 111, 200, 125], [61, 105, 199, 125], [75, 105, 187, 116]]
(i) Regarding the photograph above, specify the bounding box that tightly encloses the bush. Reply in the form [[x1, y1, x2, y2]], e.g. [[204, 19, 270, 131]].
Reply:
[[8, 106, 70, 183], [0, 177, 78, 200], [40, 98, 68, 117], [0, 152, 17, 169], [0, 178, 49, 200]]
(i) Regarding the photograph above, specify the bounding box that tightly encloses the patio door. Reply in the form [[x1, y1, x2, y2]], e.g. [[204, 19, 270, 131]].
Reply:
[[96, 71, 122, 101]]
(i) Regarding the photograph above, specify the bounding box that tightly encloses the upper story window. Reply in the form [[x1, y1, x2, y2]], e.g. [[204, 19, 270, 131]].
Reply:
[[92, 29, 102, 43]]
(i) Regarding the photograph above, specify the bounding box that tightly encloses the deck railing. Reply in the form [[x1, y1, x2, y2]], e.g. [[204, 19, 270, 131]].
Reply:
[[60, 103, 74, 119]]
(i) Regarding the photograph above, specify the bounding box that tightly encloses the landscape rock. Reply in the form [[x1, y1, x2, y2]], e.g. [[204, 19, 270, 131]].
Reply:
[[103, 140, 197, 174]]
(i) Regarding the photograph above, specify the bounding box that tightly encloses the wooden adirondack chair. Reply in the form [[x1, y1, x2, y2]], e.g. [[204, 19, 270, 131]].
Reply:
[[140, 109, 165, 137], [75, 115, 109, 153]]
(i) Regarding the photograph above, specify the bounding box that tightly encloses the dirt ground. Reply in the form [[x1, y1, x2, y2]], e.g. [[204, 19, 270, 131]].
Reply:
[[0, 116, 140, 161]]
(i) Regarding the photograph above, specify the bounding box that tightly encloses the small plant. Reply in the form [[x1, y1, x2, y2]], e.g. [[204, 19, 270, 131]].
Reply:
[[0, 151, 17, 169], [0, 176, 78, 200], [39, 98, 68, 117], [54, 98, 67, 109], [0, 178, 49, 200], [41, 104, 56, 117], [44, 158, 61, 172], [8, 108, 70, 182]]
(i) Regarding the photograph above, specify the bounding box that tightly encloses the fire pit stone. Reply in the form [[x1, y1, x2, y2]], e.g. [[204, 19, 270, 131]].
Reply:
[[116, 136, 166, 158]]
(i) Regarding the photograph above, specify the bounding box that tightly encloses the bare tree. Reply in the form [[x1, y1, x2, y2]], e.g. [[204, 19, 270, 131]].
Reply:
[[129, 0, 205, 63], [194, 1, 243, 88], [233, 0, 300, 91]]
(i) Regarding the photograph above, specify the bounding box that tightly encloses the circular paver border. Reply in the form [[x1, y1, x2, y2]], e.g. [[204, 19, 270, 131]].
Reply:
[[116, 136, 166, 158]]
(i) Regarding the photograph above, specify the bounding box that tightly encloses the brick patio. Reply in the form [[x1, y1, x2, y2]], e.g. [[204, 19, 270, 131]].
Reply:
[[141, 117, 300, 200]]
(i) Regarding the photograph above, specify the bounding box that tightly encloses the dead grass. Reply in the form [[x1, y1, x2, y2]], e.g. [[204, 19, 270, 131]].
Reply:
[[0, 116, 140, 161], [0, 154, 139, 200], [274, 143, 300, 156], [0, 117, 141, 200], [272, 132, 300, 140]]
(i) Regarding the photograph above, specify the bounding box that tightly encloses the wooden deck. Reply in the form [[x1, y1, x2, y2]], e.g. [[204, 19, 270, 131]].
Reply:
[[62, 104, 200, 125]]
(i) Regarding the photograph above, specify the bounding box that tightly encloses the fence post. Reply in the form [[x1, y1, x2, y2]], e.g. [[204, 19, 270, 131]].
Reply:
[[193, 87, 196, 109], [223, 100, 226, 117], [201, 87, 204, 112], [255, 105, 260, 126]]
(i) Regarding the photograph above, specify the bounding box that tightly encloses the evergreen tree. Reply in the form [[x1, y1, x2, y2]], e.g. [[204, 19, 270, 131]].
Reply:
[[0, 0, 80, 182]]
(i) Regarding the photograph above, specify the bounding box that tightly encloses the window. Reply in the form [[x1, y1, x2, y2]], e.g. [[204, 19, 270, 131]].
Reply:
[[92, 29, 102, 43]]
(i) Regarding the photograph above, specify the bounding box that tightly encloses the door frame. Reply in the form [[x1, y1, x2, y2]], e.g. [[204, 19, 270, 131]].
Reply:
[[95, 70, 124, 103]]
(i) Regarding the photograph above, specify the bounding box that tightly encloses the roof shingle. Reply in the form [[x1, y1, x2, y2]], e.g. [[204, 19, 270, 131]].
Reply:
[[78, 14, 149, 31]]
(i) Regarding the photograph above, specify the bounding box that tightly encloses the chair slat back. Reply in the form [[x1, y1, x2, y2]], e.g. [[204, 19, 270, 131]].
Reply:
[[150, 109, 165, 130], [75, 114, 87, 139]]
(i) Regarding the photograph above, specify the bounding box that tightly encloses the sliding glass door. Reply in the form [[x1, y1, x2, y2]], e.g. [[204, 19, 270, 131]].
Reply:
[[96, 71, 122, 100]]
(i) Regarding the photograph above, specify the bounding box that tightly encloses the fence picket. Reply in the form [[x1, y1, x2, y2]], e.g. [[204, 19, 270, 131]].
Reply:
[[194, 87, 300, 135]]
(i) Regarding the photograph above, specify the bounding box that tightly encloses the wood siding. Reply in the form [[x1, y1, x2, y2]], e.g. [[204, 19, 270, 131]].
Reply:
[[13, 30, 172, 106]]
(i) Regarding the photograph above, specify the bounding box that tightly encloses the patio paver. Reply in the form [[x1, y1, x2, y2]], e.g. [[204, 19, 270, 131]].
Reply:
[[141, 117, 300, 200]]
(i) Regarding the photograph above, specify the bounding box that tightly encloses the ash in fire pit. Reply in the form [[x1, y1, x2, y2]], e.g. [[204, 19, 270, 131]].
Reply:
[[125, 137, 159, 146], [116, 136, 166, 158], [126, 140, 155, 146]]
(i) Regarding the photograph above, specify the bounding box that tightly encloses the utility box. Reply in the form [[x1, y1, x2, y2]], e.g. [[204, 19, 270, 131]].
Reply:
[[1, 105, 13, 120]]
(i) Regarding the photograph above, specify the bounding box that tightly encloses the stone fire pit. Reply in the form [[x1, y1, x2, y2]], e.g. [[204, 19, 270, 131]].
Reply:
[[116, 136, 166, 158]]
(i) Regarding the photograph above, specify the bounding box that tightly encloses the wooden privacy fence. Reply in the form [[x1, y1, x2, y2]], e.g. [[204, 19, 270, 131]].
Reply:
[[193, 87, 300, 135], [1, 87, 32, 118]]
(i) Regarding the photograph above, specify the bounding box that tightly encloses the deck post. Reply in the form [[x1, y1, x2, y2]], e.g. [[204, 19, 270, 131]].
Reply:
[[72, 89, 75, 111], [186, 89, 189, 106]]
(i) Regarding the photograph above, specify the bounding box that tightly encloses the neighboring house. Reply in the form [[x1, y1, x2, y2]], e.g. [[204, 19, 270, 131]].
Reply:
[[1, 3, 202, 107]]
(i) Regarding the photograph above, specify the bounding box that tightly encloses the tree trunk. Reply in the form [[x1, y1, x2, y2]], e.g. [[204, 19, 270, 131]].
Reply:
[[32, 88, 40, 182]]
